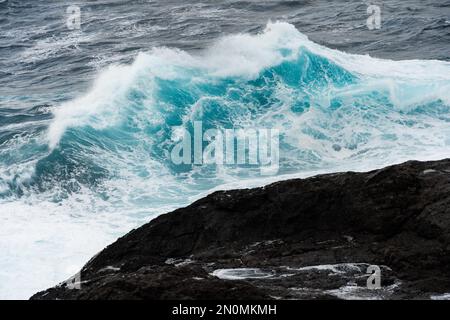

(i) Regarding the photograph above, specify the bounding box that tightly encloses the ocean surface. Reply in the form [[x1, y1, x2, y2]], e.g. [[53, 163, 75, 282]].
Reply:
[[0, 0, 450, 299]]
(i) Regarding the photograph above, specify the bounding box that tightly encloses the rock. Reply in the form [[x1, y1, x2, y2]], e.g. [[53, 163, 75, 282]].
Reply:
[[31, 159, 450, 300]]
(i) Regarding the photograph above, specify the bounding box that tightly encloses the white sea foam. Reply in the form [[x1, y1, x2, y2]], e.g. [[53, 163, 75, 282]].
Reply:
[[430, 293, 450, 300], [211, 268, 275, 280], [0, 188, 170, 299], [20, 32, 95, 64]]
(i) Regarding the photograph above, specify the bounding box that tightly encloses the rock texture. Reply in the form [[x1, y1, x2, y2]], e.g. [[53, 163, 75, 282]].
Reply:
[[32, 159, 450, 300]]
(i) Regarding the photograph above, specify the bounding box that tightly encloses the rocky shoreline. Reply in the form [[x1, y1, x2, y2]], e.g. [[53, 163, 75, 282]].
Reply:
[[32, 159, 450, 300]]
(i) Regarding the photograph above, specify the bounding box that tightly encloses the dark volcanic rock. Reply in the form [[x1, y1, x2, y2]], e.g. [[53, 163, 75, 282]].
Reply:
[[32, 159, 450, 300]]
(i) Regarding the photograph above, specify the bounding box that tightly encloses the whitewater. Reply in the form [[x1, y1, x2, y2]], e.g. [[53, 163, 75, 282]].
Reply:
[[1, 20, 450, 299]]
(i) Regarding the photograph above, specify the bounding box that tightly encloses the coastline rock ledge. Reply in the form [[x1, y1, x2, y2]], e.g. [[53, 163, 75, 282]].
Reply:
[[32, 159, 450, 300]]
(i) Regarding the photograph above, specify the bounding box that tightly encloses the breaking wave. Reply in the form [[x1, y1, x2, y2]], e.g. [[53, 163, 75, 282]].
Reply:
[[1, 22, 450, 298]]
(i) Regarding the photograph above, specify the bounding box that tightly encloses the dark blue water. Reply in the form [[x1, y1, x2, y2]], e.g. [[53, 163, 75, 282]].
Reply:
[[0, 0, 449, 299]]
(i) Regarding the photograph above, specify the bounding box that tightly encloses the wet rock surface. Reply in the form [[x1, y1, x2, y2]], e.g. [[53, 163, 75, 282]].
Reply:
[[32, 159, 450, 300]]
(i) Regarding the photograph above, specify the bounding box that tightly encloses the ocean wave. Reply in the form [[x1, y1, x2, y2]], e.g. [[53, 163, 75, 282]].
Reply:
[[1, 21, 449, 200], [1, 21, 450, 298]]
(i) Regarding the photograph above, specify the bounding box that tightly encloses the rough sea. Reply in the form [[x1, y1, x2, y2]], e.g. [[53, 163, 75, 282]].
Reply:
[[0, 0, 449, 299]]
